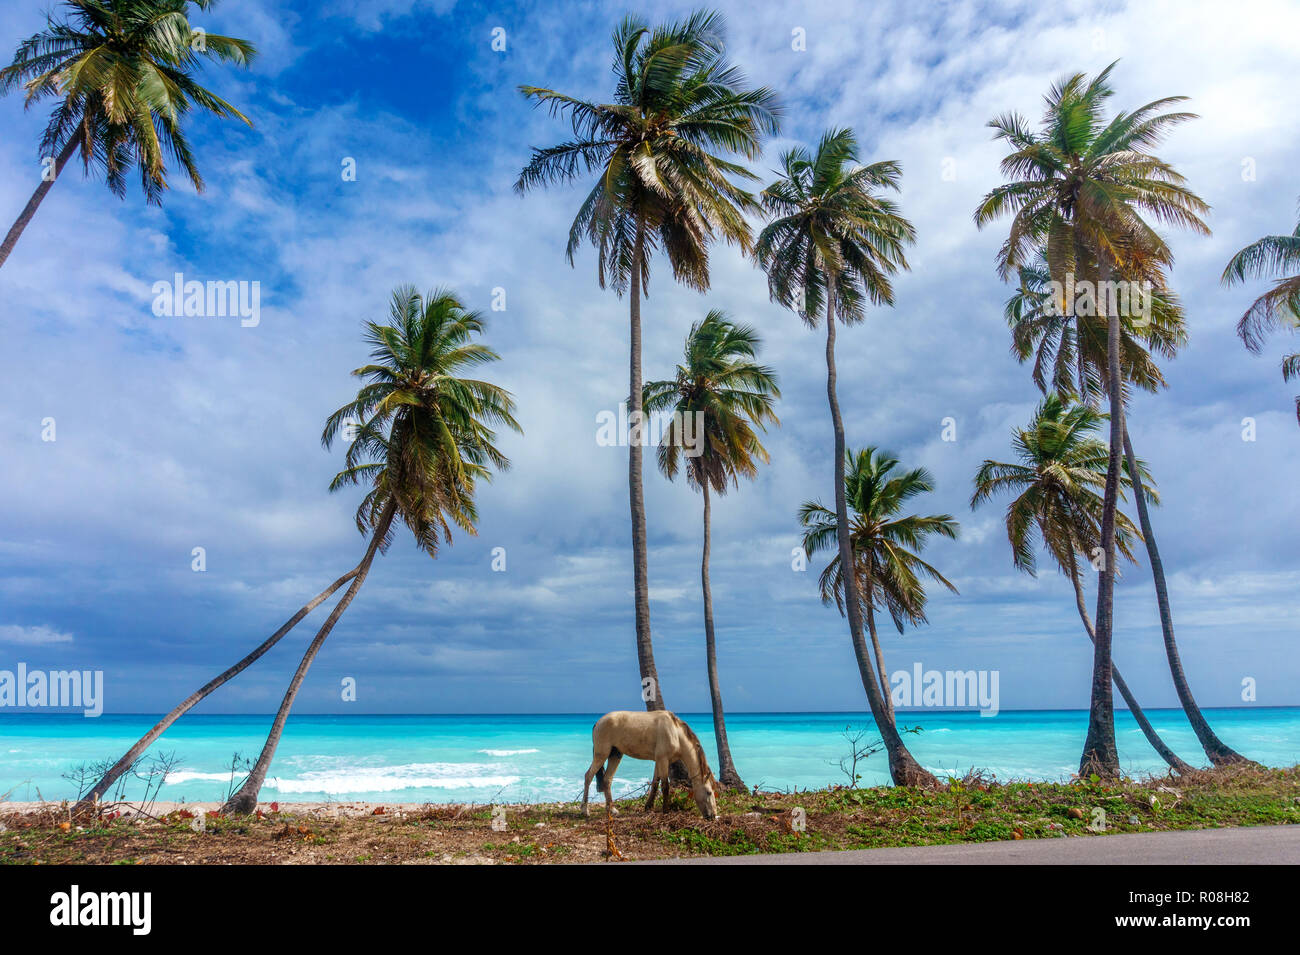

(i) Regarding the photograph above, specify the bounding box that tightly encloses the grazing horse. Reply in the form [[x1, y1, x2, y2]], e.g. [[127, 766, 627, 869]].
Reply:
[[582, 710, 720, 820]]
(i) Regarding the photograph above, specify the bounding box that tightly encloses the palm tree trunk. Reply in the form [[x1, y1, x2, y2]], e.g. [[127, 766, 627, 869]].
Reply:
[[1069, 556, 1193, 774], [1080, 256, 1122, 779], [862, 578, 895, 721], [0, 137, 78, 271], [702, 485, 743, 789], [628, 216, 664, 712], [222, 503, 397, 814], [1121, 428, 1249, 766], [75, 566, 360, 811], [824, 293, 935, 787], [701, 484, 744, 791]]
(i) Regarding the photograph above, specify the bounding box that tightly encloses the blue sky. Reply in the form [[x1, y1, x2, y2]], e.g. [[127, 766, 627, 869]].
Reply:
[[0, 0, 1297, 716]]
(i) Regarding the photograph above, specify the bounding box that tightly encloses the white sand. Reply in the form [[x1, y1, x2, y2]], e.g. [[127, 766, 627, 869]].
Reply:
[[0, 799, 558, 819]]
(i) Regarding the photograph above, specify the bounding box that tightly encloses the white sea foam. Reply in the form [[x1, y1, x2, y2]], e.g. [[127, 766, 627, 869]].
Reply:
[[166, 762, 522, 795], [477, 748, 539, 756], [259, 762, 519, 795], [265, 774, 521, 794], [164, 771, 243, 785]]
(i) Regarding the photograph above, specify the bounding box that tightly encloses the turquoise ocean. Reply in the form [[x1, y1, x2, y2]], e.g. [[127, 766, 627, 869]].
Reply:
[[2, 708, 1297, 804]]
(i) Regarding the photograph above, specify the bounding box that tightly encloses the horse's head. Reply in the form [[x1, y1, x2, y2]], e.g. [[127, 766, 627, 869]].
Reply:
[[692, 772, 719, 820]]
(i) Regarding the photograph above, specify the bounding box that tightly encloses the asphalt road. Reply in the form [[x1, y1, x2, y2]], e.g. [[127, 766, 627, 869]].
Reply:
[[638, 825, 1300, 864]]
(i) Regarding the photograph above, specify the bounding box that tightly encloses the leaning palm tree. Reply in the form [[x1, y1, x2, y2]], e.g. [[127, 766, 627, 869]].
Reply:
[[799, 448, 959, 723], [220, 287, 520, 814], [76, 568, 360, 810], [0, 0, 255, 270], [974, 61, 1210, 777], [972, 394, 1193, 773], [514, 11, 778, 712], [756, 128, 933, 786], [643, 310, 779, 791], [1009, 254, 1249, 767], [1222, 203, 1300, 425]]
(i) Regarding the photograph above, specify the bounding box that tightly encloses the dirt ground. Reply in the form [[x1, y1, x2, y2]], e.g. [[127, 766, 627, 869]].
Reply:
[[3, 766, 1297, 864], [1, 796, 753, 864]]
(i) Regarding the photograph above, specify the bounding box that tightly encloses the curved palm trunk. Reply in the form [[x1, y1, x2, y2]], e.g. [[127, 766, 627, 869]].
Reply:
[[628, 217, 664, 712], [1121, 428, 1249, 766], [824, 295, 935, 787], [701, 484, 744, 791], [862, 580, 895, 721], [1080, 257, 1122, 778], [1069, 557, 1193, 774], [0, 137, 78, 271], [223, 504, 397, 814], [75, 566, 360, 810]]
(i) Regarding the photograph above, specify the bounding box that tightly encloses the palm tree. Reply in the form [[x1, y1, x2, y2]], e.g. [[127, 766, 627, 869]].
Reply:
[[0, 0, 255, 270], [972, 394, 1193, 773], [756, 128, 933, 786], [643, 310, 779, 791], [221, 287, 520, 813], [1008, 255, 1249, 767], [76, 568, 359, 809], [974, 61, 1210, 777], [799, 448, 959, 723], [1222, 203, 1300, 425], [514, 11, 778, 713], [1005, 253, 1185, 400]]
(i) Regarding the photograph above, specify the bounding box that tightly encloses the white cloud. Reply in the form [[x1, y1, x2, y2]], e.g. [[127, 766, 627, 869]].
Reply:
[[0, 0, 1296, 712], [0, 624, 74, 646]]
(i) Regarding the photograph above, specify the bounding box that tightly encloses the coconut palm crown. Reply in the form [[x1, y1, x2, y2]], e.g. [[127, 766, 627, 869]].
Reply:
[[642, 309, 780, 491], [0, 0, 255, 202], [514, 9, 780, 293], [322, 286, 521, 553], [1222, 204, 1300, 423], [970, 394, 1151, 576], [799, 447, 959, 632]]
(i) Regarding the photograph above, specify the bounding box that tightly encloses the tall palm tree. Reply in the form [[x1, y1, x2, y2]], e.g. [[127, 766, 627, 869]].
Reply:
[[514, 11, 778, 713], [974, 61, 1210, 777], [0, 0, 255, 270], [972, 394, 1193, 773], [643, 310, 779, 791], [221, 287, 520, 814], [1222, 204, 1300, 425], [1009, 255, 1249, 766], [799, 448, 959, 722], [756, 128, 933, 786]]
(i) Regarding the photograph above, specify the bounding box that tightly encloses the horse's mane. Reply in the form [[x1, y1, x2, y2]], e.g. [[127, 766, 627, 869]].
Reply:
[[669, 712, 715, 782]]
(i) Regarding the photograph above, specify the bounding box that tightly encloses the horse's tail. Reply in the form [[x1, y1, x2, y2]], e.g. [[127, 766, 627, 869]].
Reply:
[[595, 746, 621, 790]]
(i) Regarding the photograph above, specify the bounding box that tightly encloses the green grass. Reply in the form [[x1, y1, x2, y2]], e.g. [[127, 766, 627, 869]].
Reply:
[[644, 765, 1300, 856]]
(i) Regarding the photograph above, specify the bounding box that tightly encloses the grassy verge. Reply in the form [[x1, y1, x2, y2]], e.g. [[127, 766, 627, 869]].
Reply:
[[2, 765, 1297, 864]]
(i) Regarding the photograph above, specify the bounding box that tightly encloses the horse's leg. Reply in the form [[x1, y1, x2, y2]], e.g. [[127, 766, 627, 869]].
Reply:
[[643, 773, 659, 812], [582, 750, 606, 819], [656, 757, 672, 813], [602, 751, 623, 816]]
